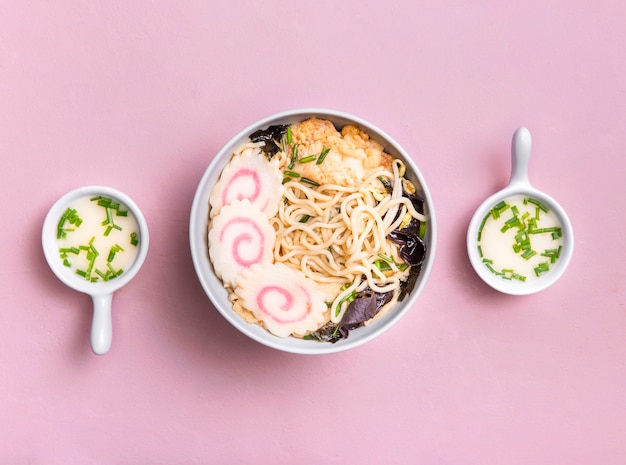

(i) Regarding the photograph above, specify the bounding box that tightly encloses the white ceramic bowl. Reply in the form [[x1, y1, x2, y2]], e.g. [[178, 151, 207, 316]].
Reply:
[[189, 108, 436, 354]]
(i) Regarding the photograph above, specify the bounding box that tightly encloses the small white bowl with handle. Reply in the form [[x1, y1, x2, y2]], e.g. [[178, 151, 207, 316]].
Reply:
[[467, 128, 573, 295], [42, 186, 149, 354]]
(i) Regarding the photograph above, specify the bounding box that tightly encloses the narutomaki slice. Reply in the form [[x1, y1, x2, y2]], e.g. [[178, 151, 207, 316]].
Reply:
[[234, 262, 327, 338], [208, 199, 275, 286], [209, 146, 284, 218]]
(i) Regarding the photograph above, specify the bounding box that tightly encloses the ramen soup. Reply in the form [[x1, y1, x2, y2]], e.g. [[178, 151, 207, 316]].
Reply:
[[207, 118, 428, 342], [477, 194, 563, 282], [56, 195, 140, 282]]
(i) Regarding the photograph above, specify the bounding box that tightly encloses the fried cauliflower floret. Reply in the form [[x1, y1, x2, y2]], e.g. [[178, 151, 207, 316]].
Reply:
[[290, 118, 392, 187]]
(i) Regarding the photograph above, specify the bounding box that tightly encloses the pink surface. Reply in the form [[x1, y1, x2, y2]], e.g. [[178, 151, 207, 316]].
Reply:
[[2, 1, 625, 463]]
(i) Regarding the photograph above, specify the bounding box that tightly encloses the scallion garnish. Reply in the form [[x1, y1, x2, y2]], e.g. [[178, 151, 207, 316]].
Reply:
[[335, 290, 356, 317], [534, 262, 550, 277], [525, 197, 549, 213], [299, 215, 311, 223], [477, 215, 488, 241], [316, 146, 330, 165], [288, 144, 299, 169], [298, 155, 317, 163], [374, 260, 392, 271], [284, 170, 300, 178], [479, 195, 564, 283], [377, 175, 392, 191], [300, 177, 320, 187], [57, 208, 83, 239], [418, 221, 426, 239]]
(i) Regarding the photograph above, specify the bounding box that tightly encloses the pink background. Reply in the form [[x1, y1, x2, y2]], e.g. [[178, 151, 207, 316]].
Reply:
[[2, 1, 625, 463]]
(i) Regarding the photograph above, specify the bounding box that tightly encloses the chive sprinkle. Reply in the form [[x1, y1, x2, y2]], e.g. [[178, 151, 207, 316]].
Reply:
[[478, 195, 564, 283], [525, 197, 549, 213], [298, 155, 317, 163], [300, 177, 320, 187], [284, 170, 300, 178], [335, 290, 356, 317], [57, 208, 83, 239], [316, 146, 330, 165], [374, 259, 392, 271], [288, 144, 299, 169]]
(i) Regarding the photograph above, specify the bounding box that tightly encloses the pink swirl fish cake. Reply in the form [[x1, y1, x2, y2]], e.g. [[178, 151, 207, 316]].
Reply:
[[208, 199, 275, 287], [209, 146, 284, 218], [234, 262, 327, 338]]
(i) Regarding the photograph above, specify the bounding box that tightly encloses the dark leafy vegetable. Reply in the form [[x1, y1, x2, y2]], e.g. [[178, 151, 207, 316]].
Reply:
[[398, 264, 421, 301], [304, 321, 341, 343], [305, 289, 393, 343], [387, 191, 426, 267], [387, 228, 426, 267], [249, 124, 288, 158]]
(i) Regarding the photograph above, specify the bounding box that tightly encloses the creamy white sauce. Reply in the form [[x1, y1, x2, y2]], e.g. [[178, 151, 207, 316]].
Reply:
[[56, 195, 140, 282], [477, 194, 563, 282]]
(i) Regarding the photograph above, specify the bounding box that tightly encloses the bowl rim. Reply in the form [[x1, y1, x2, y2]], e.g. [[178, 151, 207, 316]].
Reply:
[[189, 107, 437, 354]]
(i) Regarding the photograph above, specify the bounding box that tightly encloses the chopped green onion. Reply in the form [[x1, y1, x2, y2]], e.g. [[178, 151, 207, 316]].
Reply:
[[284, 170, 300, 178], [490, 201, 509, 220], [377, 176, 392, 191], [57, 208, 83, 239], [534, 262, 550, 277], [477, 215, 488, 241], [288, 144, 299, 169], [525, 197, 549, 213], [298, 155, 317, 163], [286, 126, 293, 144], [418, 221, 426, 239], [501, 215, 522, 232], [316, 146, 330, 165], [300, 177, 320, 187], [299, 215, 311, 223], [335, 290, 356, 317]]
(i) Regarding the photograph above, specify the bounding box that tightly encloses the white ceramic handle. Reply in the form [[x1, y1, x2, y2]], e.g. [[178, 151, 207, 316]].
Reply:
[[91, 294, 113, 355], [510, 127, 532, 187]]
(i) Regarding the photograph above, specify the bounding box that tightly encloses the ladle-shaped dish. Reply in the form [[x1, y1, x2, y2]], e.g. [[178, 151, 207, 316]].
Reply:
[[42, 186, 149, 354], [467, 128, 573, 295]]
